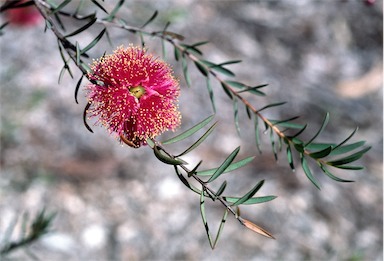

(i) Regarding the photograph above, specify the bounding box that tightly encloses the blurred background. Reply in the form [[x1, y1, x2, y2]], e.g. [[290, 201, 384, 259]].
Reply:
[[0, 0, 382, 260]]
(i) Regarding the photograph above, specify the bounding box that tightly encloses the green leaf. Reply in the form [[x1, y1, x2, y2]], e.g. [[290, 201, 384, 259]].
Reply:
[[207, 147, 240, 183], [141, 10, 158, 28], [217, 60, 242, 66], [332, 127, 359, 150], [331, 165, 364, 170], [305, 112, 330, 146], [225, 80, 246, 89], [176, 122, 217, 157], [180, 43, 203, 56], [83, 102, 94, 133], [309, 146, 333, 159], [105, 0, 125, 21], [215, 181, 227, 197], [51, 0, 71, 15], [237, 84, 267, 96], [181, 55, 191, 88], [174, 166, 201, 194], [206, 77, 216, 113], [196, 156, 255, 176], [188, 160, 203, 177], [329, 141, 366, 156], [74, 75, 83, 104], [257, 102, 287, 113], [153, 146, 185, 165], [245, 105, 252, 120], [286, 144, 295, 171], [233, 97, 240, 135], [75, 42, 81, 65], [254, 116, 262, 154], [81, 28, 106, 54], [288, 124, 307, 139], [231, 180, 265, 206], [270, 128, 278, 160], [319, 164, 354, 182], [212, 210, 228, 249], [200, 189, 214, 249], [269, 116, 303, 129], [301, 155, 320, 189], [327, 146, 371, 166], [220, 82, 234, 100], [174, 46, 180, 61], [305, 143, 335, 151], [90, 0, 108, 14], [209, 64, 235, 77], [162, 115, 214, 145], [194, 61, 208, 76], [65, 17, 97, 37], [224, 195, 276, 205]]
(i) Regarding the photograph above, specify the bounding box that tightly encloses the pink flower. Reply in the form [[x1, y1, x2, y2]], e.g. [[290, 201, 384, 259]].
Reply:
[[86, 46, 181, 147], [6, 1, 42, 27]]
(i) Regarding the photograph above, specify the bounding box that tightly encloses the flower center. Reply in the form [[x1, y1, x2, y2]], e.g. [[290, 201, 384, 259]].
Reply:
[[129, 86, 145, 99]]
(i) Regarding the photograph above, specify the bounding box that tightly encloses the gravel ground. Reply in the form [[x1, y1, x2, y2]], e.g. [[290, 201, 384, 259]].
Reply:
[[0, 1, 382, 261]]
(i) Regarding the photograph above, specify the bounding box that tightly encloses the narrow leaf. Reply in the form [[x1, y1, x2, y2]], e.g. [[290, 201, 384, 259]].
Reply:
[[319, 164, 354, 182], [241, 218, 275, 239], [141, 10, 158, 28], [153, 146, 185, 165], [305, 112, 330, 146], [331, 165, 364, 170], [288, 124, 307, 139], [286, 144, 295, 171], [162, 115, 214, 145], [327, 146, 371, 166], [174, 166, 201, 194], [106, 0, 125, 21], [207, 147, 240, 183], [176, 122, 217, 157], [254, 116, 262, 154], [225, 80, 246, 89], [75, 42, 81, 65], [329, 141, 366, 156], [309, 146, 333, 159], [81, 28, 106, 54], [181, 55, 191, 88], [257, 102, 287, 113], [215, 181, 227, 197], [332, 127, 359, 150], [90, 0, 108, 14], [232, 180, 264, 206], [196, 156, 255, 176], [221, 82, 234, 100], [217, 60, 242, 66], [225, 195, 276, 205], [212, 210, 228, 249], [301, 155, 321, 189], [200, 189, 214, 249], [65, 17, 97, 37], [206, 77, 216, 113], [194, 61, 208, 76], [233, 97, 240, 135], [270, 116, 302, 129], [83, 102, 94, 133], [188, 160, 203, 177], [74, 75, 83, 104], [51, 0, 71, 15]]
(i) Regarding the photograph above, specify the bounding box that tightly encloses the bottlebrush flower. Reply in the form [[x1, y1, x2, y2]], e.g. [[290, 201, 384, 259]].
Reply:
[[86, 45, 181, 148]]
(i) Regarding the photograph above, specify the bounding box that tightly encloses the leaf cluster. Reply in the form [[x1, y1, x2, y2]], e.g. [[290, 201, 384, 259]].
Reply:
[[0, 209, 55, 257]]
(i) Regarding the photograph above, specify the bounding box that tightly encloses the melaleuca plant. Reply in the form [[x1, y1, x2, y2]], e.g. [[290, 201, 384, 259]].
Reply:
[[0, 0, 372, 251]]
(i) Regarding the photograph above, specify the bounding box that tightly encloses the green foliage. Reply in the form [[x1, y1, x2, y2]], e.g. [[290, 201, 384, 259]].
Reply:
[[12, 0, 370, 249], [0, 209, 55, 257]]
